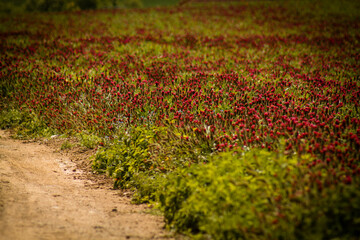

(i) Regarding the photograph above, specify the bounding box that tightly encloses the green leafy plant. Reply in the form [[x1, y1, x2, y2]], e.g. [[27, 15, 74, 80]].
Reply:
[[0, 109, 56, 139], [157, 148, 360, 239], [92, 127, 155, 189], [60, 140, 73, 150], [0, 109, 26, 129], [130, 172, 167, 204], [92, 125, 215, 200], [79, 132, 101, 149]]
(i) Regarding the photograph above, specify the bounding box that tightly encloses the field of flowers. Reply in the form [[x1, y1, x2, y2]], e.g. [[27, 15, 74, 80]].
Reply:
[[1, 0, 360, 239]]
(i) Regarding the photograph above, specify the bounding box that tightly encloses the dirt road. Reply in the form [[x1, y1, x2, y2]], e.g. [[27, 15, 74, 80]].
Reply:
[[0, 130, 171, 240]]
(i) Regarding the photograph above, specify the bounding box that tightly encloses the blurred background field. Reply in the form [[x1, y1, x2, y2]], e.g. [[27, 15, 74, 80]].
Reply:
[[0, 0, 180, 12], [1, 0, 360, 19]]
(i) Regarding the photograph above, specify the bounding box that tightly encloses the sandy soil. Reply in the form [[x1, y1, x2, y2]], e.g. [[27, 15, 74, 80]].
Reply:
[[0, 130, 172, 240]]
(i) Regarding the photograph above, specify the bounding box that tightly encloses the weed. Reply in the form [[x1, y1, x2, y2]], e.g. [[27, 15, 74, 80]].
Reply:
[[60, 140, 73, 150], [79, 133, 101, 149]]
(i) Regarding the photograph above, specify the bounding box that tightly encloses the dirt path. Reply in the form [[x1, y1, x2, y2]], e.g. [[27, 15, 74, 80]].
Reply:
[[0, 130, 171, 240]]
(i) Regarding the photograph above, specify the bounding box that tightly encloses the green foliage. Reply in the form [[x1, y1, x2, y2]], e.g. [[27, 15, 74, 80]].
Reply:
[[0, 109, 26, 130], [0, 109, 55, 139], [281, 0, 360, 19], [130, 172, 167, 204], [60, 140, 73, 150], [0, 0, 27, 13], [141, 0, 179, 7], [92, 124, 215, 200], [78, 132, 101, 149], [120, 0, 143, 8], [16, 114, 55, 139], [157, 148, 360, 239], [92, 127, 155, 189]]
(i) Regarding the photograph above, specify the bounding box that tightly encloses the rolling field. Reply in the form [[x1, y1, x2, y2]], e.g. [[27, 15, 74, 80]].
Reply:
[[1, 0, 360, 239]]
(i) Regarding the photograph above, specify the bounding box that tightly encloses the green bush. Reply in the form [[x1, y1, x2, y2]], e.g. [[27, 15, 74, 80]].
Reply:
[[0, 109, 55, 139], [92, 127, 155, 189], [92, 124, 215, 195], [92, 126, 167, 202], [0, 109, 26, 129], [131, 171, 167, 204], [78, 132, 101, 149], [157, 148, 360, 239]]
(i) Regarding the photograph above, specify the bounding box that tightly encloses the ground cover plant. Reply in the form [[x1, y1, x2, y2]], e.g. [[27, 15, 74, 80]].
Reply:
[[1, 0, 360, 238]]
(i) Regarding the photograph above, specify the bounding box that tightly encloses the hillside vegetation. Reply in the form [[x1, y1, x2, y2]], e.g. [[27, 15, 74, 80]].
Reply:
[[1, 1, 360, 239]]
